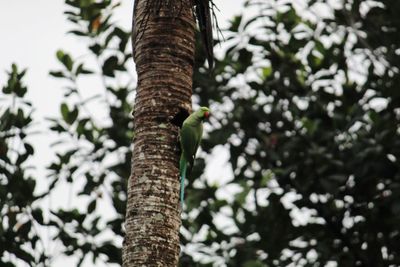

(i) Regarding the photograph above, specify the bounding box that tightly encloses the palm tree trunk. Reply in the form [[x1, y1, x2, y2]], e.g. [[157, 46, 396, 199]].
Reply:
[[123, 0, 195, 266]]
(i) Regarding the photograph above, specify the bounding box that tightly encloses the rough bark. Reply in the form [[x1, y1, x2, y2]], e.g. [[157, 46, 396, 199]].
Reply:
[[123, 1, 195, 266]]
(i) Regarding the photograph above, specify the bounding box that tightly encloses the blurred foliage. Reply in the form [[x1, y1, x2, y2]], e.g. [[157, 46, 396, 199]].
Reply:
[[1, 0, 133, 266], [0, 64, 47, 266], [187, 0, 400, 266], [44, 0, 133, 265], [1, 0, 400, 267]]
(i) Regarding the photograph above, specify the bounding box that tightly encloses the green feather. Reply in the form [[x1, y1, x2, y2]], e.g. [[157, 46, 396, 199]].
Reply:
[[179, 155, 187, 209], [179, 107, 210, 209]]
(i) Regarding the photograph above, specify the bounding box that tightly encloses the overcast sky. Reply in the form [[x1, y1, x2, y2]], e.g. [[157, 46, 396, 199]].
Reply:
[[0, 1, 244, 266]]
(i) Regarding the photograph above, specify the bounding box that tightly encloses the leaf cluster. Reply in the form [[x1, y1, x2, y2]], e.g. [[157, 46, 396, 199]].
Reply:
[[1, 0, 134, 266], [185, 0, 400, 266], [0, 65, 47, 266], [43, 0, 134, 265]]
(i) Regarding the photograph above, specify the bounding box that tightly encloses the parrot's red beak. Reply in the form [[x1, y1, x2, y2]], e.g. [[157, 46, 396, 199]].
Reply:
[[204, 111, 210, 119]]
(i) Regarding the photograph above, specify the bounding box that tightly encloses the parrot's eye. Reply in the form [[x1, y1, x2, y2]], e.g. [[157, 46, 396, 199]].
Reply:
[[204, 111, 210, 118]]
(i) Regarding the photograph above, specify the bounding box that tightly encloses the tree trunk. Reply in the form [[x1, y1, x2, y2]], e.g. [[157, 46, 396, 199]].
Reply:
[[123, 0, 195, 266]]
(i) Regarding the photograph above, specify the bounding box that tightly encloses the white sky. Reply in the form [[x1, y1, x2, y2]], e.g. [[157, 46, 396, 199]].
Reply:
[[0, 1, 244, 266]]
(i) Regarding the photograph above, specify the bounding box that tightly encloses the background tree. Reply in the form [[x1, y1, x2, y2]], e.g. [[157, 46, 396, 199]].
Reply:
[[1, 0, 133, 266], [45, 0, 132, 265], [1, 0, 400, 267], [187, 0, 400, 266], [0, 65, 47, 266]]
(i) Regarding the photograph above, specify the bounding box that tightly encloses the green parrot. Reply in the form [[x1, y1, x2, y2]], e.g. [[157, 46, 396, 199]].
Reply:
[[179, 107, 210, 208]]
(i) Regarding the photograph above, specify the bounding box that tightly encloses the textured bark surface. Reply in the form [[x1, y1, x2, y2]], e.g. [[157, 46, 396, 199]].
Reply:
[[123, 1, 195, 266]]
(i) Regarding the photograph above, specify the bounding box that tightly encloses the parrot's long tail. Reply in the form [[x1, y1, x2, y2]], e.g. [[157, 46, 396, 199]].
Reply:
[[179, 155, 187, 209]]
